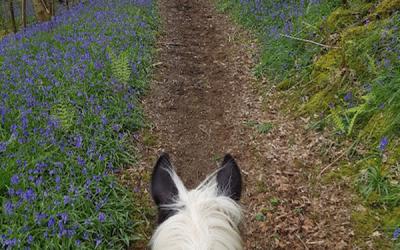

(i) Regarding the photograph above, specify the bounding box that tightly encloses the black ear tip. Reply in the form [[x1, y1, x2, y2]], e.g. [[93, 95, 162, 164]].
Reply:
[[222, 154, 236, 166], [157, 152, 171, 166], [159, 152, 170, 161], [153, 152, 172, 174]]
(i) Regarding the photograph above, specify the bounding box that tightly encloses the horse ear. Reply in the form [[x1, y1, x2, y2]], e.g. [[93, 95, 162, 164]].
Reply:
[[217, 154, 242, 201], [151, 153, 178, 207]]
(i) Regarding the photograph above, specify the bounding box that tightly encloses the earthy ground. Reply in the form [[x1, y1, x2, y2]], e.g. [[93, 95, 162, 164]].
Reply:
[[121, 0, 356, 249]]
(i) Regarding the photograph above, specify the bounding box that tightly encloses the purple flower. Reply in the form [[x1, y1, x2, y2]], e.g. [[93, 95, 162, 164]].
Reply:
[[35, 212, 48, 224], [4, 238, 17, 248], [75, 135, 83, 148], [48, 216, 55, 228], [4, 201, 14, 215], [27, 235, 34, 244], [344, 92, 352, 102], [98, 212, 106, 223], [95, 238, 102, 247], [10, 174, 19, 185], [101, 115, 108, 125], [77, 156, 86, 166], [112, 124, 121, 132], [0, 142, 7, 152], [64, 195, 71, 205], [59, 212, 68, 223], [378, 137, 389, 151], [393, 228, 400, 239], [24, 188, 36, 202]]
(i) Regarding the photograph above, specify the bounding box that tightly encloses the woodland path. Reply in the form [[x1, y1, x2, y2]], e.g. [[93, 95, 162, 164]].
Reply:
[[123, 0, 355, 249]]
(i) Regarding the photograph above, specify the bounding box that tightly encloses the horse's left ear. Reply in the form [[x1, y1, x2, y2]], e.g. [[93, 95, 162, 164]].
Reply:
[[151, 153, 178, 207], [217, 154, 242, 201]]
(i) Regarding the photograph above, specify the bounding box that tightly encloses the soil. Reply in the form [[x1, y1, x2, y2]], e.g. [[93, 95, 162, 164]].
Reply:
[[121, 0, 355, 249]]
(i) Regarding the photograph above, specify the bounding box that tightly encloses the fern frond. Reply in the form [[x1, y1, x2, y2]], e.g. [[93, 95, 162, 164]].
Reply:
[[345, 94, 371, 135], [108, 48, 131, 84], [51, 103, 75, 131], [331, 108, 346, 133]]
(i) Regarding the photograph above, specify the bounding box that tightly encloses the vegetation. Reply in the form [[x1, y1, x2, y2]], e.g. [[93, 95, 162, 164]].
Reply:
[[0, 0, 157, 248], [218, 0, 400, 248], [1, 0, 78, 36]]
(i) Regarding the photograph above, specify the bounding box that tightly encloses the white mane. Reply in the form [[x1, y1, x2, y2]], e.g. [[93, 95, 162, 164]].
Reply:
[[150, 169, 243, 250]]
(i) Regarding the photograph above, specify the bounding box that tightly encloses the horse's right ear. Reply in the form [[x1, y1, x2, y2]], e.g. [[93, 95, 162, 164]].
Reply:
[[151, 153, 178, 207], [217, 154, 242, 201]]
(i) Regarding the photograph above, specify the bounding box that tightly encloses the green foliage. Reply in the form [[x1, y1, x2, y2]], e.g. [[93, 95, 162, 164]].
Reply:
[[255, 212, 266, 222], [51, 102, 76, 131], [270, 197, 280, 207], [330, 107, 346, 133], [108, 48, 131, 85], [359, 165, 390, 198], [0, 1, 158, 248], [256, 122, 273, 134], [219, 0, 400, 246], [244, 120, 274, 134]]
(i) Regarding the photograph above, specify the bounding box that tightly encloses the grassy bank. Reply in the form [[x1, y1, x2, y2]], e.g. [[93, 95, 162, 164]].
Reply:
[[217, 0, 400, 248], [0, 0, 157, 248]]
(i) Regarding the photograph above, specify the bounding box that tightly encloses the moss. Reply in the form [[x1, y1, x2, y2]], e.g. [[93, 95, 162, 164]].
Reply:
[[341, 21, 379, 41], [313, 49, 343, 71], [301, 50, 345, 113], [325, 3, 373, 33], [352, 208, 379, 239], [302, 90, 334, 113], [352, 207, 393, 249], [326, 8, 357, 33], [360, 110, 393, 141], [387, 139, 400, 166], [276, 79, 294, 90], [322, 163, 359, 183], [373, 0, 400, 18], [382, 207, 400, 228], [340, 21, 383, 76]]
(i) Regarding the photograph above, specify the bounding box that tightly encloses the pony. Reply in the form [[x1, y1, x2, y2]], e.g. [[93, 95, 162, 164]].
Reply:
[[149, 153, 243, 250]]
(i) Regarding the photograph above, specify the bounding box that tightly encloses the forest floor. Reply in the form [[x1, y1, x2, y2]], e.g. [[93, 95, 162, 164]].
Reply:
[[121, 0, 357, 248]]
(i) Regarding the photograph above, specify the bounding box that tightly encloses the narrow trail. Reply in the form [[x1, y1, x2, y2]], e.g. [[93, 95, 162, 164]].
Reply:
[[125, 0, 355, 249]]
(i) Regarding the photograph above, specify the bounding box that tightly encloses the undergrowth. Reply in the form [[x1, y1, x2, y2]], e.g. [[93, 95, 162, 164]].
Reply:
[[218, 0, 400, 248], [0, 0, 157, 248]]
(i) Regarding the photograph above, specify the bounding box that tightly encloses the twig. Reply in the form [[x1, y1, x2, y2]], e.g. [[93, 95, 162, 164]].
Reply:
[[40, 0, 51, 14], [160, 42, 185, 47], [296, 234, 309, 250], [318, 149, 347, 178], [280, 33, 339, 49], [151, 62, 163, 67]]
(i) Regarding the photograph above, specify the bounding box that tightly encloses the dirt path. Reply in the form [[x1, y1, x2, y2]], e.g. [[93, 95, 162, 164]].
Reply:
[[124, 0, 355, 249]]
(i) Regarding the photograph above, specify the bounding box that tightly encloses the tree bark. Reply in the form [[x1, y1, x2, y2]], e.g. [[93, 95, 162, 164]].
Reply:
[[21, 0, 27, 28], [32, 0, 52, 22], [1, 1, 7, 32], [51, 0, 56, 17], [9, 0, 17, 33]]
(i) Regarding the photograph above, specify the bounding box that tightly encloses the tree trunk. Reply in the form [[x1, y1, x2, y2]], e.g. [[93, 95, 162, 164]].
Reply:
[[21, 0, 27, 28], [51, 0, 56, 17], [9, 0, 17, 33], [1, 1, 7, 32], [32, 0, 52, 22]]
